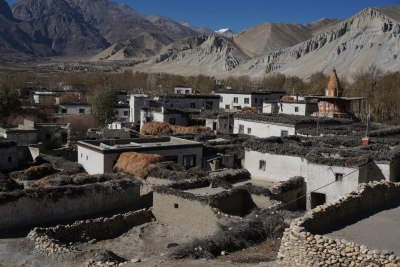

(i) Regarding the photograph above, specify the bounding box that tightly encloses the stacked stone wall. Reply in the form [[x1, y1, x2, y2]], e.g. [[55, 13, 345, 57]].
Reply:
[[278, 181, 400, 266]]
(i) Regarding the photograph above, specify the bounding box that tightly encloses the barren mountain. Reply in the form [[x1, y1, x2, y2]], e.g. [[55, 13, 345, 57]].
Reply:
[[9, 0, 206, 57], [91, 32, 173, 61], [0, 0, 53, 60], [133, 6, 400, 80], [178, 21, 214, 35], [135, 34, 250, 76], [237, 7, 400, 79], [234, 23, 313, 57]]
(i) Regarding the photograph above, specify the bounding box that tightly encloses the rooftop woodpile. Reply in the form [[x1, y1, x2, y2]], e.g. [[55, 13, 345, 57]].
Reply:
[[140, 122, 211, 135], [113, 152, 164, 178]]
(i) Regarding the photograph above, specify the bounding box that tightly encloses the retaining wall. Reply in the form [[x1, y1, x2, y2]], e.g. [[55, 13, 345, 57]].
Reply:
[[0, 179, 147, 230], [278, 181, 400, 266]]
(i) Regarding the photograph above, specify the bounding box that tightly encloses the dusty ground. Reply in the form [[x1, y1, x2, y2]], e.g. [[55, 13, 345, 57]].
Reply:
[[327, 205, 400, 255], [0, 221, 280, 267]]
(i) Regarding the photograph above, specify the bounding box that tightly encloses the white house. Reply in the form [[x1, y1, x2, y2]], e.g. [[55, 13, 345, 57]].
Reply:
[[114, 104, 130, 122], [215, 90, 285, 110], [156, 94, 220, 111], [59, 103, 91, 115], [77, 137, 203, 175], [263, 100, 318, 116], [174, 87, 193, 94], [0, 139, 18, 171], [129, 94, 149, 125], [233, 114, 350, 138], [140, 108, 189, 130], [243, 137, 400, 209]]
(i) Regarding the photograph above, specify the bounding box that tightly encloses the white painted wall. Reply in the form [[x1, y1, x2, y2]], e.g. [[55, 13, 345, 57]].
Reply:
[[59, 105, 91, 115], [78, 145, 203, 175], [263, 102, 310, 116], [129, 94, 148, 124], [114, 107, 130, 121], [140, 110, 188, 130], [243, 150, 307, 182], [217, 92, 284, 110], [306, 164, 360, 209], [233, 119, 295, 138], [174, 87, 193, 94]]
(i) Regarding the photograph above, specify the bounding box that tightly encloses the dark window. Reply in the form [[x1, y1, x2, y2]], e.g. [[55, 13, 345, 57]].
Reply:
[[81, 153, 82, 158], [295, 107, 299, 112], [335, 173, 344, 182], [7, 156, 11, 163], [281, 130, 289, 138], [205, 101, 213, 110], [169, 118, 176, 125], [86, 155, 88, 160], [239, 124, 244, 134], [233, 97, 238, 103], [259, 160, 266, 171], [190, 102, 196, 108], [171, 103, 174, 108], [220, 96, 223, 102], [185, 90, 190, 94], [164, 156, 178, 163], [225, 105, 230, 109], [247, 128, 252, 134], [174, 203, 179, 208], [123, 111, 129, 116], [46, 134, 51, 140], [183, 155, 196, 168], [255, 98, 258, 103], [212, 122, 217, 130], [244, 98, 249, 104], [311, 192, 326, 209], [61, 108, 67, 114], [79, 108, 85, 114]]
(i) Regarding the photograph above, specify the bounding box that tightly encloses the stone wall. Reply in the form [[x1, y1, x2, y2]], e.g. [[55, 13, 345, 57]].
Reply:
[[278, 181, 400, 266], [0, 179, 147, 230], [28, 209, 154, 254]]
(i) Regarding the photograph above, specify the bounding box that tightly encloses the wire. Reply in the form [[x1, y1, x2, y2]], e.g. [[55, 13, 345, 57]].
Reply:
[[274, 160, 376, 210]]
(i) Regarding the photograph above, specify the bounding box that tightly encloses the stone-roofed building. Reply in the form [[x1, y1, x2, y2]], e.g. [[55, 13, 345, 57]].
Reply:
[[215, 90, 285, 110], [233, 113, 352, 138], [243, 136, 400, 209], [77, 137, 203, 175]]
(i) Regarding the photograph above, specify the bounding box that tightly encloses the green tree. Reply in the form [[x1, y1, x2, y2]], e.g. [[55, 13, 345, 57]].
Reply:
[[0, 83, 21, 125], [89, 86, 117, 126]]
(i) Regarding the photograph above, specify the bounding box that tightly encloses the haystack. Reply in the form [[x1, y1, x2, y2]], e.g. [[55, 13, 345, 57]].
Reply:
[[113, 152, 164, 178], [141, 121, 211, 135]]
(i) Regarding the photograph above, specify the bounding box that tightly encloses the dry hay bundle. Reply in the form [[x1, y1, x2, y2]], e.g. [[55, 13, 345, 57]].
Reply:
[[141, 121, 211, 135], [241, 107, 258, 114], [23, 163, 56, 180], [140, 122, 173, 135], [113, 152, 164, 178]]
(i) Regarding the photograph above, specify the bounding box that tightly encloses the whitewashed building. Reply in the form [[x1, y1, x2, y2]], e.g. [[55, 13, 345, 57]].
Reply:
[[77, 137, 203, 174], [59, 103, 91, 115], [263, 100, 318, 116], [114, 104, 130, 122], [174, 87, 193, 94], [140, 107, 189, 129], [215, 90, 285, 110], [156, 94, 220, 111], [129, 94, 149, 125], [243, 137, 400, 209]]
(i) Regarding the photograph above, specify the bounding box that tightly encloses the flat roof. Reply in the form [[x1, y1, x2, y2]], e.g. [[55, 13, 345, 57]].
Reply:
[[215, 90, 286, 95], [234, 113, 352, 126], [307, 96, 365, 101], [157, 94, 220, 99], [78, 136, 202, 154], [327, 204, 400, 256]]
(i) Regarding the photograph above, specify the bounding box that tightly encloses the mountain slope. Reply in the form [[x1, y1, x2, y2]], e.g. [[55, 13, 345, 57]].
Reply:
[[0, 0, 54, 60], [91, 32, 173, 61], [237, 7, 400, 79], [12, 0, 109, 55], [135, 34, 250, 75], [10, 0, 206, 57]]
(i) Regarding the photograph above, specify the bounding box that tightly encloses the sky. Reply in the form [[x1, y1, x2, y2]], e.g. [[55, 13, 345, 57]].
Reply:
[[6, 0, 399, 32]]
